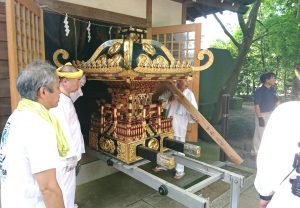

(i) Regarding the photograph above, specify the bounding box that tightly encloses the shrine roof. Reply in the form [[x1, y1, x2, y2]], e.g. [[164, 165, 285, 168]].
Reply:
[[181, 0, 256, 21]]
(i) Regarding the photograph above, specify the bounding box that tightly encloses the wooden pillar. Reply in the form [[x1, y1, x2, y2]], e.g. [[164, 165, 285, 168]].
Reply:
[[6, 0, 19, 110], [146, 0, 152, 28], [181, 2, 187, 24]]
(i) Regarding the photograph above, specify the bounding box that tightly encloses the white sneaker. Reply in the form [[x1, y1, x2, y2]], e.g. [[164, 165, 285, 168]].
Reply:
[[74, 204, 79, 208]]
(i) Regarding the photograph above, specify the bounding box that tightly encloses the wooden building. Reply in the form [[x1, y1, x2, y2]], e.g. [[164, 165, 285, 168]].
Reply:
[[0, 0, 254, 136], [0, 3, 10, 132]]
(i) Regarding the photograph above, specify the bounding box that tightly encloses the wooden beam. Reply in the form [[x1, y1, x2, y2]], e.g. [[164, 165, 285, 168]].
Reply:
[[146, 0, 152, 28], [186, 13, 195, 22], [6, 0, 19, 110], [182, 1, 187, 24], [19, 0, 41, 16], [170, 0, 184, 3], [195, 0, 241, 13], [163, 81, 243, 165], [38, 0, 148, 28]]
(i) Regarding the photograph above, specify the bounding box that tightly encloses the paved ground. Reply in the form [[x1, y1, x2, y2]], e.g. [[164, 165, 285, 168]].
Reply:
[[75, 102, 260, 208], [76, 144, 259, 207]]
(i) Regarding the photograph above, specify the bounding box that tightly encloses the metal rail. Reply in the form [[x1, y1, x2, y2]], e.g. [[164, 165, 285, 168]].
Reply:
[[86, 147, 244, 208]]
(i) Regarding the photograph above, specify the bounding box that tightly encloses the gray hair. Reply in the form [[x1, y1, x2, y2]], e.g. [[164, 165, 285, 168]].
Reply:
[[58, 65, 78, 73], [16, 60, 57, 101], [57, 64, 79, 81]]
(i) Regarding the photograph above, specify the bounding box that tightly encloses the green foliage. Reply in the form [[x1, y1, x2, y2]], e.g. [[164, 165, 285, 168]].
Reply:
[[264, 14, 300, 64], [212, 0, 300, 98]]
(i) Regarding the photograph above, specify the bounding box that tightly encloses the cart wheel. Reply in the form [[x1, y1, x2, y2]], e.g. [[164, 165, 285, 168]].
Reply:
[[107, 158, 114, 166], [158, 185, 168, 196]]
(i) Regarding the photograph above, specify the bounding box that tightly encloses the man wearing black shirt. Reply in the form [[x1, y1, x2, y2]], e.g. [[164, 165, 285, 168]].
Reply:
[[251, 72, 278, 156]]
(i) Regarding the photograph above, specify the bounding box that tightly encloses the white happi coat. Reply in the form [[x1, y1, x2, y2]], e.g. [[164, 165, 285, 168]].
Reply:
[[160, 88, 198, 174], [254, 101, 300, 208], [162, 88, 198, 139], [50, 93, 85, 208]]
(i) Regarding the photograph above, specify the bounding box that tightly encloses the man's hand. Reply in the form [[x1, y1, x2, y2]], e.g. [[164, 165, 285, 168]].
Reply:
[[258, 117, 265, 127], [259, 199, 270, 208]]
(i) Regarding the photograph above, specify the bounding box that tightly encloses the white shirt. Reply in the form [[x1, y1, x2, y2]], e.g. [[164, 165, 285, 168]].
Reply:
[[160, 88, 198, 138], [51, 93, 85, 162], [0, 110, 59, 208], [254, 101, 300, 208]]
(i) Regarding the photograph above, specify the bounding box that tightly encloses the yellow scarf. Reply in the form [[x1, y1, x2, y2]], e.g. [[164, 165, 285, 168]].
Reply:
[[17, 98, 69, 157]]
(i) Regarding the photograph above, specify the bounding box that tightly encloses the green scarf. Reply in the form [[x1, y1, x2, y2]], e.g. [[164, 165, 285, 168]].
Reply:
[[17, 98, 69, 157]]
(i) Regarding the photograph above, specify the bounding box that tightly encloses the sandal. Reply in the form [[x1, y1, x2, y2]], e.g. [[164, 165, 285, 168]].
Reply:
[[174, 172, 185, 180], [152, 166, 167, 172]]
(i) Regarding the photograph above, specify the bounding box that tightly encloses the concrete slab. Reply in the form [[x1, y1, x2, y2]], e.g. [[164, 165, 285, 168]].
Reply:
[[75, 140, 258, 208], [221, 186, 260, 208], [76, 171, 155, 208], [142, 192, 185, 208], [126, 200, 154, 208], [76, 159, 118, 185], [202, 162, 257, 208]]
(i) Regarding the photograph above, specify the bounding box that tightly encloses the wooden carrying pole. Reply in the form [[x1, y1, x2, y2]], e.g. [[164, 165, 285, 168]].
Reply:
[[163, 81, 243, 165]]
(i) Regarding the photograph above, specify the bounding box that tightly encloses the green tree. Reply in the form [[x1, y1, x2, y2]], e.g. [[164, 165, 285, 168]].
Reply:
[[212, 0, 262, 123], [212, 0, 300, 122]]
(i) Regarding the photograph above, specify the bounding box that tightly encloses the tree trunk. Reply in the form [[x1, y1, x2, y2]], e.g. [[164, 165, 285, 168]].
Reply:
[[213, 0, 262, 123], [297, 0, 300, 17]]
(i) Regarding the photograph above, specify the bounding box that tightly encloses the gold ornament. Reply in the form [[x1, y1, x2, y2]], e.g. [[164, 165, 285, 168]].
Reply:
[[142, 43, 156, 56], [108, 42, 122, 56]]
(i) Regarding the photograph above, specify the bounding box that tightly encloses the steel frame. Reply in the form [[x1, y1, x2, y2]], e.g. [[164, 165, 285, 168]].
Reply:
[[86, 147, 244, 208]]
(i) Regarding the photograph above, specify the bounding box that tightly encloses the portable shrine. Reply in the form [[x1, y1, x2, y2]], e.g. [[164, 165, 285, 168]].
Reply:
[[54, 27, 244, 208]]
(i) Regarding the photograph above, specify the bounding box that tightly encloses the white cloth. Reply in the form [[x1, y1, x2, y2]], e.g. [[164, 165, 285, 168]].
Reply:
[[70, 88, 83, 103], [50, 93, 85, 208], [254, 101, 300, 208], [160, 88, 198, 174], [69, 75, 86, 103], [0, 110, 59, 208], [56, 166, 76, 208]]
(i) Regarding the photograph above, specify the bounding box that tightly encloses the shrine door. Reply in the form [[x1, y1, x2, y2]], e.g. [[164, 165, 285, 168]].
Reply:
[[147, 23, 201, 143], [6, 0, 45, 110]]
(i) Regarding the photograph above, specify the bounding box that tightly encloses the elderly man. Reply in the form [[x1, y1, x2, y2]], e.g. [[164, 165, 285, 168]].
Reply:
[[50, 62, 85, 208], [0, 61, 66, 207]]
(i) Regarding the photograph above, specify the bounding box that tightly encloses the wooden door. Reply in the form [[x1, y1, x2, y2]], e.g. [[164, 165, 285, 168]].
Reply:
[[6, 0, 45, 110], [148, 24, 201, 143]]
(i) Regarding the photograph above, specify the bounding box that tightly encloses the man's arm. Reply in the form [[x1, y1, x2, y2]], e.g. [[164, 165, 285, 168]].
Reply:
[[255, 104, 265, 127], [34, 168, 64, 208], [255, 104, 262, 117]]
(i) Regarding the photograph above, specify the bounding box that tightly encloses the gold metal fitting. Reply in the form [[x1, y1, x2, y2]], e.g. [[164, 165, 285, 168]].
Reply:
[[184, 143, 201, 158], [157, 153, 176, 169], [148, 138, 159, 151]]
